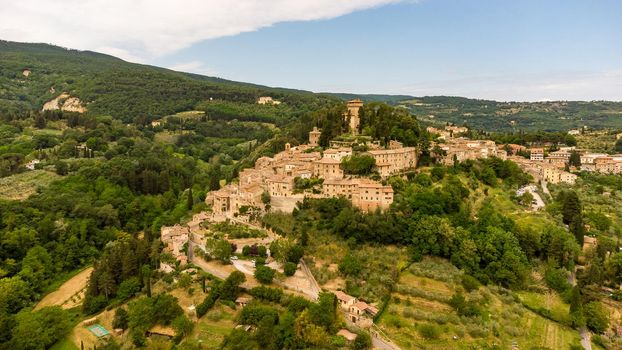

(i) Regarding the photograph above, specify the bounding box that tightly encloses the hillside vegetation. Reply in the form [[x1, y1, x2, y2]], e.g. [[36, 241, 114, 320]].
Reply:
[[0, 41, 334, 123]]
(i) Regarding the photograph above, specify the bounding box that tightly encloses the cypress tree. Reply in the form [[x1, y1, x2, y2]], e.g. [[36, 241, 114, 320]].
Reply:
[[187, 187, 194, 210]]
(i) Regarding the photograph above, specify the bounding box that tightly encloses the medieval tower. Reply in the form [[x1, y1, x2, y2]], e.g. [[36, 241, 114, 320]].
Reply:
[[344, 99, 363, 135]]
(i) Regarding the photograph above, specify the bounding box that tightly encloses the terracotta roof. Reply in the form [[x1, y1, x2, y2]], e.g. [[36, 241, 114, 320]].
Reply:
[[352, 301, 369, 310], [315, 157, 341, 164], [334, 290, 355, 303]]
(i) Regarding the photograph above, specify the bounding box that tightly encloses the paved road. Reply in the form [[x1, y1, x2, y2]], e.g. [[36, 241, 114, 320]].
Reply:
[[528, 187, 545, 210], [517, 184, 544, 210], [372, 336, 395, 350]]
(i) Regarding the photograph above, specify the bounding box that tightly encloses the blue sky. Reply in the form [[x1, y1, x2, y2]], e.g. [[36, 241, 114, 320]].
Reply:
[[3, 0, 621, 100], [156, 0, 622, 101]]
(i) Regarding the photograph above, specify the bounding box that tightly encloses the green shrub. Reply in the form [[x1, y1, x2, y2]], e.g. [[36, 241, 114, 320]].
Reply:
[[418, 324, 441, 340], [284, 262, 297, 276], [255, 265, 276, 284], [112, 307, 129, 329], [352, 332, 372, 349], [461, 274, 480, 292]]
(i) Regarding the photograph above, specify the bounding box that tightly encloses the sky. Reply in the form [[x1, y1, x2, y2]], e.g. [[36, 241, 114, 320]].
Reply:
[[1, 0, 621, 101]]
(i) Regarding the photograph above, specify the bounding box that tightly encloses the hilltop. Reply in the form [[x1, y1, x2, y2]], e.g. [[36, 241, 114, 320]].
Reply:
[[0, 41, 333, 123], [3, 41, 622, 133]]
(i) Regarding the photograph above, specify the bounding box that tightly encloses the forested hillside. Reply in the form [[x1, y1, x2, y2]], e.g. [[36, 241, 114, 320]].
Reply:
[[323, 94, 622, 133], [400, 97, 622, 132], [0, 41, 335, 123]]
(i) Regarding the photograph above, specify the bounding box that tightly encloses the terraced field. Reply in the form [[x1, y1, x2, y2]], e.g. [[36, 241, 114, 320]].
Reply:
[[0, 169, 61, 200], [377, 258, 582, 349]]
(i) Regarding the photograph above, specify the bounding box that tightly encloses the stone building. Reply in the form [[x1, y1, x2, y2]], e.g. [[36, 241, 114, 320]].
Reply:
[[530, 148, 544, 161], [542, 165, 577, 184], [161, 225, 190, 266], [313, 157, 343, 179], [365, 146, 417, 178], [438, 138, 506, 165], [309, 127, 321, 146], [344, 99, 363, 135], [323, 147, 352, 161]]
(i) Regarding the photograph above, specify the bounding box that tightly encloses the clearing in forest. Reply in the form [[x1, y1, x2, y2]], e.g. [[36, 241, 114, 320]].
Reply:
[[35, 267, 93, 310], [0, 169, 61, 200]]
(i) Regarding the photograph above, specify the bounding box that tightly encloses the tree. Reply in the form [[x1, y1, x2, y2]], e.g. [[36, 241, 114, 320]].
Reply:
[[220, 271, 246, 301], [544, 265, 571, 293], [55, 160, 68, 175], [339, 254, 362, 277], [480, 166, 497, 186], [112, 308, 129, 330], [206, 238, 233, 263], [352, 332, 372, 349], [287, 245, 304, 264], [584, 301, 609, 333], [569, 151, 581, 167], [0, 276, 32, 313], [19, 246, 53, 292], [284, 262, 297, 277], [172, 315, 194, 342], [187, 187, 194, 210], [255, 265, 276, 284], [141, 265, 152, 298], [569, 286, 585, 328], [308, 293, 337, 330], [10, 306, 72, 350], [261, 191, 271, 206], [341, 155, 376, 175]]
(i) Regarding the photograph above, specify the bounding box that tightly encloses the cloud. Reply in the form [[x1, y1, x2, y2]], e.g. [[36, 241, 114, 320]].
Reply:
[[0, 0, 405, 61]]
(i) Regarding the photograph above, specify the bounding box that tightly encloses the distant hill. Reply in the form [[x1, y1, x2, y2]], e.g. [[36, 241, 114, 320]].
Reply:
[[322, 93, 415, 104], [0, 41, 331, 122], [400, 97, 622, 132], [2, 40, 622, 132]]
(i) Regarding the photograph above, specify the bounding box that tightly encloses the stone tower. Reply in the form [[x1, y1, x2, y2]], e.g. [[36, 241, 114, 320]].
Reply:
[[344, 99, 363, 135], [309, 127, 321, 146]]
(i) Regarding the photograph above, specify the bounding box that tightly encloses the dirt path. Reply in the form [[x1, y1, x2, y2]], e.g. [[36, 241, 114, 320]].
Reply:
[[192, 256, 258, 289], [35, 267, 93, 310]]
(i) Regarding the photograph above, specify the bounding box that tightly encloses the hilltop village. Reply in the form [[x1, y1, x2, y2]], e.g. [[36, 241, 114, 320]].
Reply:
[[206, 100, 417, 218], [204, 100, 622, 223]]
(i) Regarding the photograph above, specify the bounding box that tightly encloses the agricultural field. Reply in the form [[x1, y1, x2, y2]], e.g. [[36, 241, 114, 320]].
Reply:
[[0, 169, 61, 200], [187, 304, 238, 349], [377, 258, 583, 349], [575, 131, 617, 153], [35, 267, 93, 310]]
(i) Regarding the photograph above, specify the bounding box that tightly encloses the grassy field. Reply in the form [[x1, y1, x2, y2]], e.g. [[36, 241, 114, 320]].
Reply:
[[49, 338, 79, 350], [0, 169, 61, 200], [517, 290, 572, 326], [185, 304, 237, 349], [35, 267, 93, 310], [377, 258, 582, 350]]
